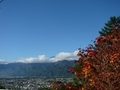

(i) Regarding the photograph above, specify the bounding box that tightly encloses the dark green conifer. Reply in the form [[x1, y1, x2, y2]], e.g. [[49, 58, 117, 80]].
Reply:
[[99, 16, 120, 36]]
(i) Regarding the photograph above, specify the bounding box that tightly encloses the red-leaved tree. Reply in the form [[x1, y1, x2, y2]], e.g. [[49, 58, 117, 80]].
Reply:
[[51, 24, 120, 90], [67, 24, 120, 90]]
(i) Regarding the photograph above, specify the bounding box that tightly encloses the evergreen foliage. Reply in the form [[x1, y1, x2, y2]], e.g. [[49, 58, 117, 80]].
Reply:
[[99, 16, 120, 36]]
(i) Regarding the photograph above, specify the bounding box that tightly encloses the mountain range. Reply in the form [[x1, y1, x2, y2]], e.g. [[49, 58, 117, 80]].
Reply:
[[0, 60, 75, 77]]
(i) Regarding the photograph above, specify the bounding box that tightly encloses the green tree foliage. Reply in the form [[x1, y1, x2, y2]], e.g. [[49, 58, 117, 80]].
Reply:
[[99, 16, 120, 36]]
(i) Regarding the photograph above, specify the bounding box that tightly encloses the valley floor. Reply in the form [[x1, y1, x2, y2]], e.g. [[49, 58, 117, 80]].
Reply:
[[0, 76, 72, 90]]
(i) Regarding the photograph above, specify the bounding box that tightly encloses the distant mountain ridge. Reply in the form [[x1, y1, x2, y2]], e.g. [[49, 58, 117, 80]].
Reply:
[[0, 60, 75, 77]]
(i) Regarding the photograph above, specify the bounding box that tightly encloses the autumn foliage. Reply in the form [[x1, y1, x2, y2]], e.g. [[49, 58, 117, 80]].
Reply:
[[51, 24, 120, 90]]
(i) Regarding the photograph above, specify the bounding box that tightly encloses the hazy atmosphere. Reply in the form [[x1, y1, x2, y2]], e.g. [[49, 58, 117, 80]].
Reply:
[[0, 0, 120, 63]]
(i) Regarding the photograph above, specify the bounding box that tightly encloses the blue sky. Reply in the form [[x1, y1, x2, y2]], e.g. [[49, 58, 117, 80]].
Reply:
[[0, 0, 120, 63]]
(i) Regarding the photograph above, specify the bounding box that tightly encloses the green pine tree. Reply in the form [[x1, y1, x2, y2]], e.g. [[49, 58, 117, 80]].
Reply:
[[99, 16, 120, 36]]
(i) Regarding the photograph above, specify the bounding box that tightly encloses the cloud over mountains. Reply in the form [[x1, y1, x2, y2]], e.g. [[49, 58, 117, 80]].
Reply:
[[17, 50, 79, 63], [0, 59, 8, 64], [0, 50, 79, 64]]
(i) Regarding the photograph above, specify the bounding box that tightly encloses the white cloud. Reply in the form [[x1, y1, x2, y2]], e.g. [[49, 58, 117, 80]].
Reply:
[[0, 59, 8, 64], [49, 50, 79, 62], [17, 55, 48, 63], [16, 50, 79, 63]]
